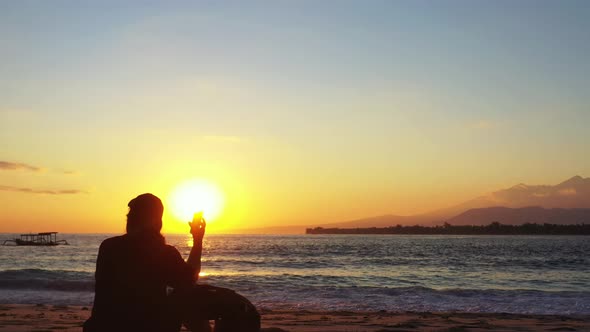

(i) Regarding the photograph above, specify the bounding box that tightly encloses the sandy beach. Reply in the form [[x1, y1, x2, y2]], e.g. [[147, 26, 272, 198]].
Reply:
[[0, 304, 589, 332]]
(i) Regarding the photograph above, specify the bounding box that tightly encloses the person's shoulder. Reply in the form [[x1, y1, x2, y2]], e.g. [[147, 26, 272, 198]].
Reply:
[[163, 243, 181, 254], [99, 235, 126, 250], [160, 243, 184, 260]]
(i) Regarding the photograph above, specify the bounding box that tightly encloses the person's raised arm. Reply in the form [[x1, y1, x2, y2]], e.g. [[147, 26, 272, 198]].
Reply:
[[187, 214, 206, 282]]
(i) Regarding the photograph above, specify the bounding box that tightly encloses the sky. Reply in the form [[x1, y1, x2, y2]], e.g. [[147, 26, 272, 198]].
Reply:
[[1, 1, 589, 234]]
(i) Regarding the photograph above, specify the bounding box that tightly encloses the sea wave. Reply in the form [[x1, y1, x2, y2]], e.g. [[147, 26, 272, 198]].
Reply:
[[246, 284, 590, 314], [2, 234, 589, 314], [0, 269, 94, 292], [1, 268, 589, 314]]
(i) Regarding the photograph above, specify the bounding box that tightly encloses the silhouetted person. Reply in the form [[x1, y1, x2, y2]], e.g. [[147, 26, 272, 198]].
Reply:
[[84, 193, 206, 332]]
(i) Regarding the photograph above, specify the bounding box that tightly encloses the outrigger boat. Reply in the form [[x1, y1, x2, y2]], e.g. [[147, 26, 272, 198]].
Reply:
[[3, 232, 69, 246]]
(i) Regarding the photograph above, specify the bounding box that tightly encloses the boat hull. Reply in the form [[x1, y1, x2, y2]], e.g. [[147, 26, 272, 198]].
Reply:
[[14, 239, 60, 246]]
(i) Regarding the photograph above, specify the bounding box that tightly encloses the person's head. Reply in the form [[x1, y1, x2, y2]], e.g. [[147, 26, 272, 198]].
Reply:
[[126, 193, 164, 234]]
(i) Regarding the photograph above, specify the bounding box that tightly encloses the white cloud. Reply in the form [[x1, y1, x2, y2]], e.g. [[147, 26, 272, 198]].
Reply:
[[0, 161, 41, 172], [0, 185, 87, 195]]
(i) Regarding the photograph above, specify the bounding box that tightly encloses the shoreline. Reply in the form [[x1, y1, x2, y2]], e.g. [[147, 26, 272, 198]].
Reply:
[[1, 304, 589, 331]]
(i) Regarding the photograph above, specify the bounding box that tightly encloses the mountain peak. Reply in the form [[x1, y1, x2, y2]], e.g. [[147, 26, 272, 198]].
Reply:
[[332, 175, 590, 228], [558, 175, 586, 187], [511, 183, 529, 190]]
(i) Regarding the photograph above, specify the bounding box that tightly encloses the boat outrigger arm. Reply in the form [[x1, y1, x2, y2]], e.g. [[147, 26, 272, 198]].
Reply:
[[2, 232, 69, 246]]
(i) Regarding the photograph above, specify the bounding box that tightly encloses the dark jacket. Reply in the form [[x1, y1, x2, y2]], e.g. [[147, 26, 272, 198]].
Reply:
[[84, 232, 194, 332]]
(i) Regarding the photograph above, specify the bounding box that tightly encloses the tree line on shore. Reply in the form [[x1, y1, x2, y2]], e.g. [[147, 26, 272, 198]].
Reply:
[[306, 222, 590, 235]]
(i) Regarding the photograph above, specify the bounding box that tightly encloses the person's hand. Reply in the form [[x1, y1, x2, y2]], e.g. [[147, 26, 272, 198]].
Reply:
[[188, 215, 206, 241]]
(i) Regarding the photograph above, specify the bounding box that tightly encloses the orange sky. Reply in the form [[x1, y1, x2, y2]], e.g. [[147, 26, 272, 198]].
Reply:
[[0, 153, 579, 234]]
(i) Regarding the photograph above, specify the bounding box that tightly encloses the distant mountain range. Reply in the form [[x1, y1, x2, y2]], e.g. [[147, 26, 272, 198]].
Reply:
[[231, 176, 590, 233], [444, 206, 590, 226], [320, 176, 590, 229], [434, 175, 590, 214]]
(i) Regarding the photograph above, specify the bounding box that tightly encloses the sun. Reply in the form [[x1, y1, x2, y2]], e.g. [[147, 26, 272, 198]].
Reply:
[[168, 179, 225, 222]]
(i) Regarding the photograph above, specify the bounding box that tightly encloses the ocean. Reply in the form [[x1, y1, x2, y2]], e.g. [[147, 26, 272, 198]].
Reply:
[[1, 234, 589, 315]]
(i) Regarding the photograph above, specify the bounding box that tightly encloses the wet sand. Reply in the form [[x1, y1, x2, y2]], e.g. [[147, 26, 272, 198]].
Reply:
[[0, 304, 589, 331]]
